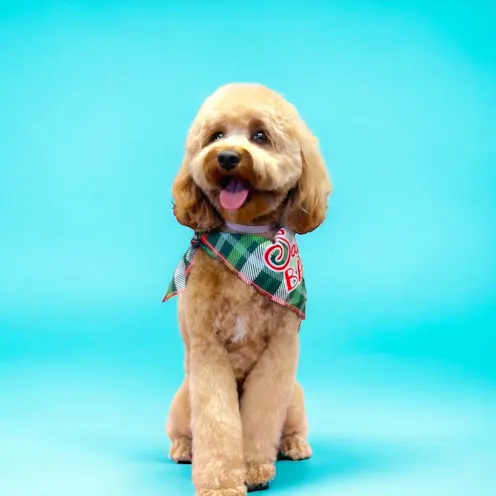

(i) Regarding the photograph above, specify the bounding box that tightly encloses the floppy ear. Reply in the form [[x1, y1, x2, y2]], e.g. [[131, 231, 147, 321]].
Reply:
[[172, 158, 222, 232], [285, 123, 332, 234]]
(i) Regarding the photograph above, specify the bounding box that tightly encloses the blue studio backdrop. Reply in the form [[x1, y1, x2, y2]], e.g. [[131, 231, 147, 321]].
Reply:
[[1, 1, 495, 495]]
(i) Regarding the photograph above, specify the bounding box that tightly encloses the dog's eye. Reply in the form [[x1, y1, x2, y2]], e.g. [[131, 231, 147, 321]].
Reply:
[[209, 131, 225, 143], [251, 130, 269, 144]]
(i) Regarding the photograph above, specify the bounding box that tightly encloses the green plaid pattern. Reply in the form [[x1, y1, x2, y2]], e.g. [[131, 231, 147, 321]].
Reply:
[[163, 228, 307, 318]]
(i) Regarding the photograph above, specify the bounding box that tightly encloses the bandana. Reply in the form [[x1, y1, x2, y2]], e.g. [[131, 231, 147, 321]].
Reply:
[[163, 228, 307, 318]]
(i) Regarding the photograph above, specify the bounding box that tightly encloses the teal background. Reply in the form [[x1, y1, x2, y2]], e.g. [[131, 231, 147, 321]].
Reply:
[[1, 1, 495, 495]]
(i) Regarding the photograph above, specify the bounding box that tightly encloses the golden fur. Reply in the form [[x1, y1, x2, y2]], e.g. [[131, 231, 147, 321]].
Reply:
[[166, 83, 332, 495]]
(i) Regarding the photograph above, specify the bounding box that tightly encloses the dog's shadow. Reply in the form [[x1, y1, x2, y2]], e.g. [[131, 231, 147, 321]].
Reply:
[[131, 436, 417, 494], [272, 437, 414, 492]]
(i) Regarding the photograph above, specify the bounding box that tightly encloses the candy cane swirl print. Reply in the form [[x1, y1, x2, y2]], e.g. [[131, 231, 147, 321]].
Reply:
[[263, 228, 304, 292]]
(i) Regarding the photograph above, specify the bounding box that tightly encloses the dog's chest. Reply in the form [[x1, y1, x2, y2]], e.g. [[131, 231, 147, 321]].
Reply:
[[189, 250, 296, 378], [186, 250, 300, 379], [212, 280, 273, 372], [222, 312, 268, 379]]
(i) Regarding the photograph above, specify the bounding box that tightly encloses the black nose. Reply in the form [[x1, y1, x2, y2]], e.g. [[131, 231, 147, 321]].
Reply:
[[217, 150, 241, 170]]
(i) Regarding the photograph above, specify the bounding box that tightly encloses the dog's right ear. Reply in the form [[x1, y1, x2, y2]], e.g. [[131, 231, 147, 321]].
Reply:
[[172, 158, 222, 232]]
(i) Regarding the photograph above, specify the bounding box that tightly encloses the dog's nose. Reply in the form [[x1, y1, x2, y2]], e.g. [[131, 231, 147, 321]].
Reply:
[[217, 150, 241, 170]]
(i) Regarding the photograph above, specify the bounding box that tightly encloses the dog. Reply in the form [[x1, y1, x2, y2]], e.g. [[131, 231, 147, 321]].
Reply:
[[164, 83, 331, 496]]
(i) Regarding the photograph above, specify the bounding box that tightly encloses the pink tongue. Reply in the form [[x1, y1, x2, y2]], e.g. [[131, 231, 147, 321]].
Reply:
[[219, 179, 249, 211]]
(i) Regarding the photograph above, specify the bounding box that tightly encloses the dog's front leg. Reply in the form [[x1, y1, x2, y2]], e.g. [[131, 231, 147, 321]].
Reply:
[[240, 320, 299, 490], [189, 334, 246, 496]]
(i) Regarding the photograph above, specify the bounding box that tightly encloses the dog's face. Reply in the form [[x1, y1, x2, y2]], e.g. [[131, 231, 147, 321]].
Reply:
[[172, 84, 332, 234]]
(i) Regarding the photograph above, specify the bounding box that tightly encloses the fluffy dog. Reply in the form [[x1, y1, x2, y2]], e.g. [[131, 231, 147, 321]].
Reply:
[[165, 83, 331, 496]]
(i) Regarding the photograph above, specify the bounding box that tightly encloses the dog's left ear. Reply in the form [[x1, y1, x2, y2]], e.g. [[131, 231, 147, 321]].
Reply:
[[285, 122, 332, 234], [172, 157, 223, 232]]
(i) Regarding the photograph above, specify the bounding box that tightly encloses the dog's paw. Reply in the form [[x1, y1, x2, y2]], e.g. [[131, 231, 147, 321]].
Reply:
[[197, 487, 247, 496], [246, 482, 269, 492], [278, 435, 312, 461], [245, 463, 275, 492], [169, 437, 192, 464]]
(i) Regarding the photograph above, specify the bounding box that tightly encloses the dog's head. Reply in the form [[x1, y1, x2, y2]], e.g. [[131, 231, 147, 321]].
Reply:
[[172, 83, 332, 234]]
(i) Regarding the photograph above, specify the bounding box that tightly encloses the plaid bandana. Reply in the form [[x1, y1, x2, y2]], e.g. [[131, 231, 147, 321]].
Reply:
[[163, 228, 307, 318]]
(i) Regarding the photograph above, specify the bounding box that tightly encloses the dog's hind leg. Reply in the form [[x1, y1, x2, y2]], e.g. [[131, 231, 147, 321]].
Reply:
[[278, 381, 312, 461], [166, 379, 192, 463]]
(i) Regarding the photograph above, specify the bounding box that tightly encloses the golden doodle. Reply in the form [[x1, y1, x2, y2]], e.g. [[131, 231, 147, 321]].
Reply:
[[164, 83, 332, 496]]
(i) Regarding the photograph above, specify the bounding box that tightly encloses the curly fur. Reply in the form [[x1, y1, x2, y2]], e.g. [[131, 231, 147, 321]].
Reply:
[[166, 83, 331, 495]]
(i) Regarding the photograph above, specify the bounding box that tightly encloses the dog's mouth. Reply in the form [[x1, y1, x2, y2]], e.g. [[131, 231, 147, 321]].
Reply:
[[219, 177, 252, 211]]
